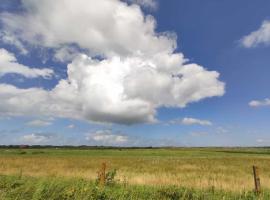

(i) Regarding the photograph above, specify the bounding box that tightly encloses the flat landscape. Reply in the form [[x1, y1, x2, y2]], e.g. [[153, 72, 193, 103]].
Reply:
[[1, 0, 270, 199], [1, 147, 270, 199]]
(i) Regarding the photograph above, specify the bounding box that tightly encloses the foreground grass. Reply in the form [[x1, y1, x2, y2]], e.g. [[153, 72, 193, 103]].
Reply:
[[0, 175, 269, 200], [1, 148, 270, 192]]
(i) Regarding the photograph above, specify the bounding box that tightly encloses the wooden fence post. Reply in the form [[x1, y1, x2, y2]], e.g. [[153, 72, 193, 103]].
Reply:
[[99, 162, 106, 186], [253, 166, 261, 194]]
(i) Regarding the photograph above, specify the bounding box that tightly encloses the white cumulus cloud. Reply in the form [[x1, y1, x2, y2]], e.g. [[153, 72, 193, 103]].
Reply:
[[0, 0, 225, 125], [0, 48, 54, 78], [0, 54, 224, 124], [0, 0, 171, 57], [241, 20, 270, 48]]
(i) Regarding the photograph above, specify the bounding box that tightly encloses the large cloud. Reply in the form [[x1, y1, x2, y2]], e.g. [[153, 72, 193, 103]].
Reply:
[[0, 54, 224, 124], [0, 0, 173, 58], [0, 0, 225, 124]]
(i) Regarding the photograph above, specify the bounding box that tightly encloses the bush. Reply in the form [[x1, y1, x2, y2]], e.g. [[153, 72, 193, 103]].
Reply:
[[105, 169, 117, 186], [96, 169, 118, 186]]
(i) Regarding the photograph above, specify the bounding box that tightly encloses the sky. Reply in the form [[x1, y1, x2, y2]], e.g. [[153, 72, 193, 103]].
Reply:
[[0, 0, 270, 147]]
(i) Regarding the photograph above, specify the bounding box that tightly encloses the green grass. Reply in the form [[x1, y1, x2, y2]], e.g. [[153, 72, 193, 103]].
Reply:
[[1, 147, 270, 199], [1, 147, 270, 158], [0, 175, 268, 200]]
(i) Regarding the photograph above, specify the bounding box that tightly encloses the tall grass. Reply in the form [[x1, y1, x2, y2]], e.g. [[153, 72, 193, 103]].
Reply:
[[0, 175, 269, 200], [0, 148, 270, 192]]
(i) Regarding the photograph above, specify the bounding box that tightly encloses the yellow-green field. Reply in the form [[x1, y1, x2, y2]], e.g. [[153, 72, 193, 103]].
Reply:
[[1, 147, 270, 193]]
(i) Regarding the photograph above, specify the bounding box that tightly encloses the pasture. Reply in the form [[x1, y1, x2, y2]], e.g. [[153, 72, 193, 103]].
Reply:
[[0, 147, 270, 199]]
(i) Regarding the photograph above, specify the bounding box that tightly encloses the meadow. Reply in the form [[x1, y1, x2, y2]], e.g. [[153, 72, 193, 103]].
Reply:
[[1, 147, 270, 199]]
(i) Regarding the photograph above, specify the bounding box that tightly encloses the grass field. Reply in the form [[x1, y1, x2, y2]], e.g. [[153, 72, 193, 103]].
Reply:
[[1, 147, 270, 199]]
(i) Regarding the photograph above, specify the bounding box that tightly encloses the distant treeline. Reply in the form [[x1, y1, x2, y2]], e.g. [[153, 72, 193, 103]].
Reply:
[[0, 145, 163, 149], [0, 145, 269, 149]]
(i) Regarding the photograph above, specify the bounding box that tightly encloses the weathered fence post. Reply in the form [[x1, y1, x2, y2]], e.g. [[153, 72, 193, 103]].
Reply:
[[99, 162, 106, 186], [253, 166, 261, 194]]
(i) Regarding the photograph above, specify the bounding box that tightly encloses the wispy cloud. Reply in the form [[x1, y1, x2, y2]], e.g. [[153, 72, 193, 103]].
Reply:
[[256, 138, 270, 144], [21, 133, 52, 144], [26, 119, 53, 127], [249, 99, 270, 107], [0, 31, 28, 55], [169, 117, 212, 126], [0, 48, 54, 78], [86, 130, 129, 145], [67, 124, 75, 129], [189, 132, 209, 137], [127, 0, 158, 10], [241, 20, 270, 48], [216, 127, 229, 134]]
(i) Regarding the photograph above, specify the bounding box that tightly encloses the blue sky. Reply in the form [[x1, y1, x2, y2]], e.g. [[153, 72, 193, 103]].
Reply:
[[0, 0, 270, 146]]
